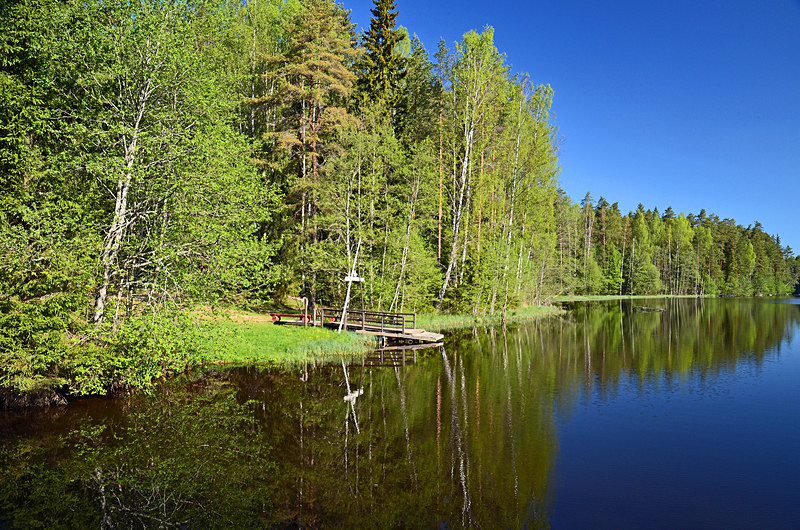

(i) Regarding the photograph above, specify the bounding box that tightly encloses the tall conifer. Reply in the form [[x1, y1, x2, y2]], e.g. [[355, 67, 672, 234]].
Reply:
[[355, 0, 407, 117]]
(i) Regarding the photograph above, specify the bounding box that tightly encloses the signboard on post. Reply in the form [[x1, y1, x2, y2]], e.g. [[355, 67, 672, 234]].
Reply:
[[339, 238, 362, 333]]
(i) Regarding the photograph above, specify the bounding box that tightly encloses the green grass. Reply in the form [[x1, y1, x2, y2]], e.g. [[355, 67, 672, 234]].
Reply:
[[196, 319, 375, 366], [416, 305, 563, 332], [192, 305, 562, 365]]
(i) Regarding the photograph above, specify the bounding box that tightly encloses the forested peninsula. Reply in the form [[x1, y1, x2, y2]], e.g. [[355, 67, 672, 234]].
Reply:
[[2, 0, 799, 402]]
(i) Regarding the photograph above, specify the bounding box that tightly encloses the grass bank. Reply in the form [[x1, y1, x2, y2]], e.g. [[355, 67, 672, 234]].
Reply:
[[196, 305, 564, 364], [3, 305, 566, 406], [416, 305, 563, 332], [195, 309, 374, 365]]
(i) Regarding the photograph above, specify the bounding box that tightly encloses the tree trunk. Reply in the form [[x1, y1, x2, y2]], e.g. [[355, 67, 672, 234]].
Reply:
[[94, 175, 131, 324], [436, 122, 474, 309], [94, 86, 147, 324], [390, 183, 418, 312]]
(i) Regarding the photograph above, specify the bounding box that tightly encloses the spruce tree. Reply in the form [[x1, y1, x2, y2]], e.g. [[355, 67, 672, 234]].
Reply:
[[355, 0, 407, 118], [400, 36, 439, 142]]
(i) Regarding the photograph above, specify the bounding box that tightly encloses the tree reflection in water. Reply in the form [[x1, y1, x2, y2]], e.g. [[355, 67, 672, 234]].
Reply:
[[2, 298, 798, 527]]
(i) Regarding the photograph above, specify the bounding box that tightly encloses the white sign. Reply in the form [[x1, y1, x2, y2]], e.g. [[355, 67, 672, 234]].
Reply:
[[344, 275, 364, 282]]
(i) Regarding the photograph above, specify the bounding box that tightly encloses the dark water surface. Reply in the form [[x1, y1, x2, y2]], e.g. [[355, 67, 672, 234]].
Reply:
[[2, 298, 800, 528]]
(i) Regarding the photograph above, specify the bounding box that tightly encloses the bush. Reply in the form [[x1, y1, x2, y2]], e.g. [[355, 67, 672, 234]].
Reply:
[[68, 312, 212, 396]]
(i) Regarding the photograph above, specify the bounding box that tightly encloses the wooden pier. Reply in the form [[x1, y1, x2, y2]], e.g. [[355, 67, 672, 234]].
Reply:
[[271, 306, 444, 345]]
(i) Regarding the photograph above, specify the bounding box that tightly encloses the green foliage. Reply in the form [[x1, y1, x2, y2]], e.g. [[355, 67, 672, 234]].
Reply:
[[581, 254, 604, 294], [602, 242, 624, 294], [399, 36, 439, 142], [69, 312, 211, 396], [0, 211, 96, 392], [355, 0, 407, 118], [0, 0, 100, 395], [554, 194, 796, 297], [1, 0, 285, 399], [264, 0, 357, 181], [0, 0, 796, 401]]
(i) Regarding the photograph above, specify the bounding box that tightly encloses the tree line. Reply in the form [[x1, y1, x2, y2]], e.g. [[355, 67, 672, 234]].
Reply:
[[559, 195, 799, 298], [1, 0, 798, 396]]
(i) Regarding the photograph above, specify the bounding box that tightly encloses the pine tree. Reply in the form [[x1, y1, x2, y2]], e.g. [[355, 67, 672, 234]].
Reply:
[[270, 0, 357, 182]]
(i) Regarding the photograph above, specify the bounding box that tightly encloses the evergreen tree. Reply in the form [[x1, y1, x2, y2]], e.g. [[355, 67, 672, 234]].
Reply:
[[602, 242, 624, 294], [269, 0, 357, 182], [236, 0, 302, 173], [400, 35, 439, 143], [629, 207, 661, 294], [252, 0, 355, 290], [0, 0, 97, 393], [355, 0, 407, 119]]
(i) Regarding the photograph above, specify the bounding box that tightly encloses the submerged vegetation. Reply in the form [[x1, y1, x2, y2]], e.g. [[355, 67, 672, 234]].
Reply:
[[1, 0, 799, 401]]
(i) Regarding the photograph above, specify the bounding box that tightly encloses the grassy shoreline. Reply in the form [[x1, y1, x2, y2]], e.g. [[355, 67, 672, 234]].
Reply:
[[3, 304, 562, 406], [198, 319, 375, 365], [197, 304, 565, 364]]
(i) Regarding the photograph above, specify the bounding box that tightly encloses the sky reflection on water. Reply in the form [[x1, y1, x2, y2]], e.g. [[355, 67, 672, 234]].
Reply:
[[552, 299, 800, 528]]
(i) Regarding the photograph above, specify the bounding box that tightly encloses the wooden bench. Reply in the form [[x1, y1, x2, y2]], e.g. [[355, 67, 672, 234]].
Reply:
[[269, 313, 309, 323]]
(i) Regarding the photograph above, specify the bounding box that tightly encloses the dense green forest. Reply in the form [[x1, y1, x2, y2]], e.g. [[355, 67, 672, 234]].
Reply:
[[2, 0, 799, 398]]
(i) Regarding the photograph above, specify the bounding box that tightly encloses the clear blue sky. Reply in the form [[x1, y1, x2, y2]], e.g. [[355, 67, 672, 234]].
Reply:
[[344, 0, 800, 254]]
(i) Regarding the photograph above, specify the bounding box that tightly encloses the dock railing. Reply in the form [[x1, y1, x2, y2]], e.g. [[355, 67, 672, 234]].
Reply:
[[318, 307, 416, 333]]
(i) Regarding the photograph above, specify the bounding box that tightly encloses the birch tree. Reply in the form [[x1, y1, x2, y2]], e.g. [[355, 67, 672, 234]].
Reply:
[[437, 27, 507, 309], [49, 0, 278, 324]]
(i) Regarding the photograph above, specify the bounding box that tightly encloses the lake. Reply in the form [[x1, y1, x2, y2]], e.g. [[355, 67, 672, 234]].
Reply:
[[2, 298, 800, 528]]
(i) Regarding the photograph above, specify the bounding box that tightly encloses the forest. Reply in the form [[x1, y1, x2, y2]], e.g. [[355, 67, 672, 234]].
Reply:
[[2, 0, 799, 397]]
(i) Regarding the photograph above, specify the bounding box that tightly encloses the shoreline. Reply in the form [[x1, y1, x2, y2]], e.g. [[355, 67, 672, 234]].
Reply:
[[1, 304, 563, 408]]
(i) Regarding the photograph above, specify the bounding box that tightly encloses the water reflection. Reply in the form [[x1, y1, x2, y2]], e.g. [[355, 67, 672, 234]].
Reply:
[[1, 298, 799, 527], [0, 377, 276, 528]]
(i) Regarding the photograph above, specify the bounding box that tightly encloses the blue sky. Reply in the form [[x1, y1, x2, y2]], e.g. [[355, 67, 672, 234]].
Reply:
[[344, 0, 800, 254]]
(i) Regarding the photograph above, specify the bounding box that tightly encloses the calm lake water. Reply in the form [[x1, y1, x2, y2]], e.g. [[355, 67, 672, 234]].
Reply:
[[2, 298, 800, 528]]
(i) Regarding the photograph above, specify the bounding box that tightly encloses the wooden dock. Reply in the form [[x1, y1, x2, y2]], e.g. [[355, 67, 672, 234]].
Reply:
[[272, 306, 444, 345], [318, 307, 443, 344]]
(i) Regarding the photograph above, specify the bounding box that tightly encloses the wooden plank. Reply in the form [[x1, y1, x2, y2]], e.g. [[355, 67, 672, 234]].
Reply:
[[399, 328, 425, 335], [354, 329, 395, 336], [374, 342, 443, 352], [355, 329, 444, 342]]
